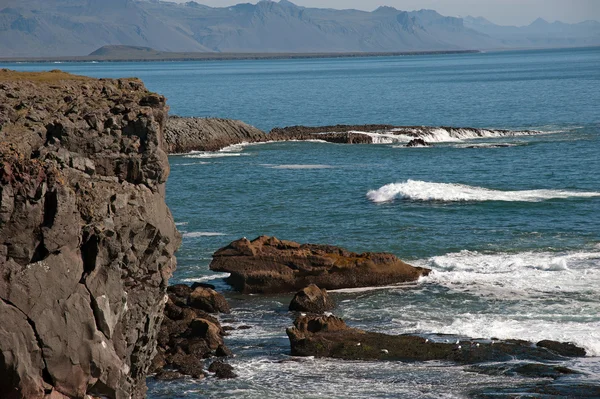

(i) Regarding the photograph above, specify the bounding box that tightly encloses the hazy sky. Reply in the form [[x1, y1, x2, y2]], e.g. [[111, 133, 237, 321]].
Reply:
[[171, 0, 600, 26]]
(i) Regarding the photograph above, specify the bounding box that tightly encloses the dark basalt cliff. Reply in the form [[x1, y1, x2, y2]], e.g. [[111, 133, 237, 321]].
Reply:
[[0, 70, 181, 399]]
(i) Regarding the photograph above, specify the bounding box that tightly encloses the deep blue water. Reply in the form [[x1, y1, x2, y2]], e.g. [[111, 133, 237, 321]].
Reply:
[[4, 47, 600, 398]]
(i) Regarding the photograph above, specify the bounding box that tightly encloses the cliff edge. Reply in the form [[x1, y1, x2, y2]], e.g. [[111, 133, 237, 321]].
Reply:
[[0, 70, 181, 399]]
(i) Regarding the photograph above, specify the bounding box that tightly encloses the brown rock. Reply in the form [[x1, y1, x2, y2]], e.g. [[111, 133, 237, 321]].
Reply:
[[151, 286, 233, 380], [189, 286, 231, 314], [289, 284, 335, 313], [210, 236, 430, 294], [208, 361, 237, 379], [287, 314, 587, 365], [0, 70, 180, 399]]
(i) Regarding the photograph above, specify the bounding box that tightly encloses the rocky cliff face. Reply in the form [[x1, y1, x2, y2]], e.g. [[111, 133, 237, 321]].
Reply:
[[165, 117, 267, 153], [0, 70, 180, 399]]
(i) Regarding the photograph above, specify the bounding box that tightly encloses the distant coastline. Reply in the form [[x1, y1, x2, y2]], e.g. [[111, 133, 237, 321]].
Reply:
[[0, 47, 480, 64]]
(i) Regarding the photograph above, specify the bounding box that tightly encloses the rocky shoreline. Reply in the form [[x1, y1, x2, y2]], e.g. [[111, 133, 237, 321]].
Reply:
[[164, 117, 541, 152], [1, 70, 590, 398]]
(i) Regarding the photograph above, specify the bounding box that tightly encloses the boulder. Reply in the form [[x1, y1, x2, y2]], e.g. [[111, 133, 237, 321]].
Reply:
[[208, 361, 237, 379], [210, 236, 430, 294], [0, 70, 180, 399], [189, 286, 231, 314], [286, 314, 586, 364], [289, 284, 335, 313], [150, 284, 234, 380]]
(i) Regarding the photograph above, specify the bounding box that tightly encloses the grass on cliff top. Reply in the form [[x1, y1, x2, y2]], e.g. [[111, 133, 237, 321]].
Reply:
[[0, 69, 93, 82]]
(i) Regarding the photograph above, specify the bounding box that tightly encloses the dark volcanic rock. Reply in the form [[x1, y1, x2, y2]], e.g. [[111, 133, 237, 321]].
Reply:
[[0, 70, 180, 399], [467, 362, 581, 379], [165, 116, 267, 153], [406, 138, 430, 147], [289, 284, 335, 314], [536, 340, 587, 357], [151, 284, 234, 380], [208, 361, 237, 379], [286, 315, 586, 364], [189, 286, 231, 314], [210, 236, 430, 294]]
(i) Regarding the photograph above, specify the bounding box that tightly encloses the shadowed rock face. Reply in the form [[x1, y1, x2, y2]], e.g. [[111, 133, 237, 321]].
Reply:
[[150, 284, 234, 380], [210, 236, 430, 294], [165, 116, 267, 153], [286, 315, 587, 364], [0, 70, 180, 399]]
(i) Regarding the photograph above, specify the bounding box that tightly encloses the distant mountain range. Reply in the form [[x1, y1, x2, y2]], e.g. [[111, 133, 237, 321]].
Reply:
[[1, 0, 599, 58]]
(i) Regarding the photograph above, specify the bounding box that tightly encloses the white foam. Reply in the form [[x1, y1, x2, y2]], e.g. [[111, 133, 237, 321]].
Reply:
[[182, 231, 226, 238], [180, 272, 231, 283], [366, 180, 600, 203], [174, 222, 188, 226], [348, 131, 405, 144], [390, 127, 541, 142], [267, 164, 334, 170], [183, 151, 249, 159], [410, 249, 600, 355]]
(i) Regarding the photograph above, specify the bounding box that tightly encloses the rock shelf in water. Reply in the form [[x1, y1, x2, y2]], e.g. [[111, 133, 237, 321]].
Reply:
[[210, 236, 430, 294], [287, 314, 587, 364]]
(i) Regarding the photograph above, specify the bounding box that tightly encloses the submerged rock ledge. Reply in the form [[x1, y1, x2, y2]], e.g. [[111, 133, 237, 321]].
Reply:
[[210, 236, 430, 294], [287, 314, 587, 364], [0, 70, 180, 399]]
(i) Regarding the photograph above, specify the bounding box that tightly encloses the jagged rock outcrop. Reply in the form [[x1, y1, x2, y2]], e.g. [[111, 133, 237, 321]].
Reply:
[[289, 284, 335, 314], [210, 236, 430, 294], [150, 284, 234, 380], [164, 116, 267, 153], [287, 314, 587, 364], [406, 138, 430, 147], [0, 70, 180, 399]]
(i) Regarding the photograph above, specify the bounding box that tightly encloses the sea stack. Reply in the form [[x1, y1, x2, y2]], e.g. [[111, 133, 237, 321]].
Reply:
[[210, 236, 430, 294], [0, 70, 180, 399]]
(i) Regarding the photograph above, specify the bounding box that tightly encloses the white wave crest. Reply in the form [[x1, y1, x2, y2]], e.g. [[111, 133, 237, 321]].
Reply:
[[183, 151, 249, 159], [366, 180, 600, 203], [182, 231, 226, 238], [180, 272, 231, 283], [411, 249, 600, 355]]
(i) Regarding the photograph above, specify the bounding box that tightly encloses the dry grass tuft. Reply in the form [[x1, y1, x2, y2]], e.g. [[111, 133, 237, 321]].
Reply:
[[0, 69, 93, 82]]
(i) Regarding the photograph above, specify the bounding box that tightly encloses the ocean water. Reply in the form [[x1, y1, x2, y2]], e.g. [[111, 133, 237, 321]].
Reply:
[[4, 47, 600, 398]]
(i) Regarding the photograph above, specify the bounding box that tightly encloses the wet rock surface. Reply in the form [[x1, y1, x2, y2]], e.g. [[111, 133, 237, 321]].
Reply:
[[150, 284, 234, 380], [289, 284, 335, 314], [406, 138, 430, 147], [0, 70, 180, 399], [286, 314, 587, 364], [210, 236, 430, 294], [165, 116, 267, 153]]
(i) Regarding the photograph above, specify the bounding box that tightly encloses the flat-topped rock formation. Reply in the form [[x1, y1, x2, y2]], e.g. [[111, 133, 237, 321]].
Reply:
[[209, 236, 430, 294], [165, 116, 267, 153], [287, 314, 587, 364], [163, 118, 541, 153], [0, 70, 180, 399]]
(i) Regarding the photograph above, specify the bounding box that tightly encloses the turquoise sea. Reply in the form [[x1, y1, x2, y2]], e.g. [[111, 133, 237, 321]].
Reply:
[[4, 47, 600, 398]]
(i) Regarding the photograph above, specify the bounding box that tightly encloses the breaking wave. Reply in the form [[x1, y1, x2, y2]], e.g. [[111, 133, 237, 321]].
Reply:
[[367, 180, 600, 203], [350, 127, 544, 144], [410, 249, 600, 355], [182, 231, 227, 238]]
